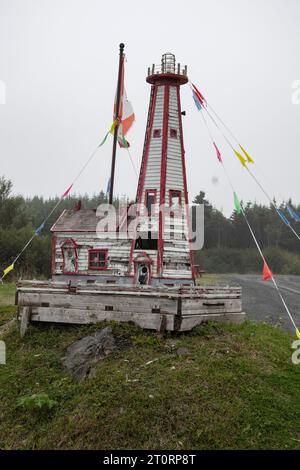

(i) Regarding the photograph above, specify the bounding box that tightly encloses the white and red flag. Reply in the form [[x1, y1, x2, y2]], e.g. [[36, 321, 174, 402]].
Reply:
[[113, 56, 135, 147]]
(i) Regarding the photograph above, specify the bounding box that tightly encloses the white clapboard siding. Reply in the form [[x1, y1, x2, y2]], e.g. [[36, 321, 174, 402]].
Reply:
[[54, 232, 132, 275], [141, 86, 164, 198], [166, 86, 185, 198]]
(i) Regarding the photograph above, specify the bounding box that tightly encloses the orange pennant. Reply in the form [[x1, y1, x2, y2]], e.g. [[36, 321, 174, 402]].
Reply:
[[262, 260, 272, 281]]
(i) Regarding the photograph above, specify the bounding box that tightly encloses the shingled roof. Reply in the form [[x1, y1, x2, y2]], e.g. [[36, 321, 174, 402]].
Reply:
[[50, 209, 100, 232], [50, 207, 134, 232]]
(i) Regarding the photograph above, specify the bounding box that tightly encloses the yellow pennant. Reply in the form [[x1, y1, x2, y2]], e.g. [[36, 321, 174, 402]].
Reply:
[[239, 144, 254, 164], [234, 149, 247, 167], [109, 119, 119, 135], [3, 263, 14, 278], [296, 328, 300, 340]]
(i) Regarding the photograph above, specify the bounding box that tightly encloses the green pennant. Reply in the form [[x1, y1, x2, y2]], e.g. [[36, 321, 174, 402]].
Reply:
[[122, 135, 128, 148], [234, 192, 241, 214], [98, 132, 109, 148]]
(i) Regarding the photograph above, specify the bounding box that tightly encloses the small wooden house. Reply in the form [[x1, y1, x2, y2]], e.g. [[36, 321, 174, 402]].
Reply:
[[50, 207, 133, 284]]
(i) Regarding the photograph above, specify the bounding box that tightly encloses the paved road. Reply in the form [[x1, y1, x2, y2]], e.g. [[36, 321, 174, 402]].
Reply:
[[227, 275, 300, 333]]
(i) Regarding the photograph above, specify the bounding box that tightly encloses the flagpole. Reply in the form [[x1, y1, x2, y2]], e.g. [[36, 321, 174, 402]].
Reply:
[[109, 42, 124, 205]]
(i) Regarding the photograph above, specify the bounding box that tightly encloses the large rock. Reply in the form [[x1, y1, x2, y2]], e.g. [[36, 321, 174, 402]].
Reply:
[[61, 327, 116, 381]]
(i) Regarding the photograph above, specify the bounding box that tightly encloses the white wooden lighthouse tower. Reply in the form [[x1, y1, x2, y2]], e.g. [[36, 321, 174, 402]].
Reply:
[[129, 53, 195, 285]]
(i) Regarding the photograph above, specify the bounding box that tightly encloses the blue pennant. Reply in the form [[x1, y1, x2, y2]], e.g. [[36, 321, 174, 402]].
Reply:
[[35, 223, 45, 236], [276, 209, 289, 226], [192, 91, 202, 110], [287, 204, 300, 222]]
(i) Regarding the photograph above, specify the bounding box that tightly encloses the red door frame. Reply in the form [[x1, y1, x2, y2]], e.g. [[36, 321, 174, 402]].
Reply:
[[61, 238, 78, 275], [133, 251, 152, 285]]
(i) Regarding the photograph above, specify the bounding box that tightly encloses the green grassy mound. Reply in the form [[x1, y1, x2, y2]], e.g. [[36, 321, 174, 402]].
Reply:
[[0, 318, 299, 450]]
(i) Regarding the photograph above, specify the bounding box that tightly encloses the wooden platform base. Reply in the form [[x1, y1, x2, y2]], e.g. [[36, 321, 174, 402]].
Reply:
[[16, 280, 245, 333]]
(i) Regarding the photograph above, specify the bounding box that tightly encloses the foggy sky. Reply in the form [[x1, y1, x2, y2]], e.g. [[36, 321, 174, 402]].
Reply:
[[0, 0, 299, 216]]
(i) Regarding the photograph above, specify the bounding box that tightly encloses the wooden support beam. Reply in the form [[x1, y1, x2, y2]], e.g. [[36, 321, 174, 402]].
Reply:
[[20, 306, 32, 338]]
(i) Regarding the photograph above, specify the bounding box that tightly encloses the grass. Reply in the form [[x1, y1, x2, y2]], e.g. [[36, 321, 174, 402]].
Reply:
[[0, 283, 16, 326], [197, 274, 221, 286], [0, 319, 299, 450], [196, 274, 230, 286], [0, 282, 16, 306]]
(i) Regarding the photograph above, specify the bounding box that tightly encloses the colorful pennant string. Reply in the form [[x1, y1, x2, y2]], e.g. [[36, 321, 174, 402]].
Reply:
[[1, 124, 114, 281], [195, 97, 300, 338], [192, 80, 300, 242], [233, 191, 299, 337]]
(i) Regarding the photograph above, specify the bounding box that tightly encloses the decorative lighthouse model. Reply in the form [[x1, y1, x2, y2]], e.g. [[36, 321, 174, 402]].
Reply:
[[17, 48, 244, 333], [129, 53, 195, 285], [49, 52, 195, 287]]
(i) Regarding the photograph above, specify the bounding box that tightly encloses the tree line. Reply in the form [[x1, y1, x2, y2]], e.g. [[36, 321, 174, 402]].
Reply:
[[0, 177, 299, 279]]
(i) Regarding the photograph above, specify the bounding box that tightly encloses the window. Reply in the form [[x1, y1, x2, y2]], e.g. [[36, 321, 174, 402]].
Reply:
[[88, 249, 108, 270], [170, 128, 178, 138], [61, 239, 78, 274], [153, 129, 161, 138], [170, 211, 174, 240], [145, 189, 156, 215], [169, 190, 182, 207], [134, 235, 158, 250]]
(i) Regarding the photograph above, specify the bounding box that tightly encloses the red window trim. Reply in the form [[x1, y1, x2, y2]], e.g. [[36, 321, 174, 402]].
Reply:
[[169, 189, 182, 207], [61, 238, 78, 275], [153, 129, 161, 138], [145, 189, 157, 215], [88, 249, 108, 271], [51, 236, 56, 275], [170, 128, 178, 138]]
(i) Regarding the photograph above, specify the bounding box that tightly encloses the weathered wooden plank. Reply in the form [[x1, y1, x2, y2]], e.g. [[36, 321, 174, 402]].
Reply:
[[20, 306, 31, 337], [17, 280, 241, 295], [179, 312, 246, 331], [18, 292, 178, 314], [182, 306, 242, 315], [30, 307, 175, 331], [182, 299, 242, 309]]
